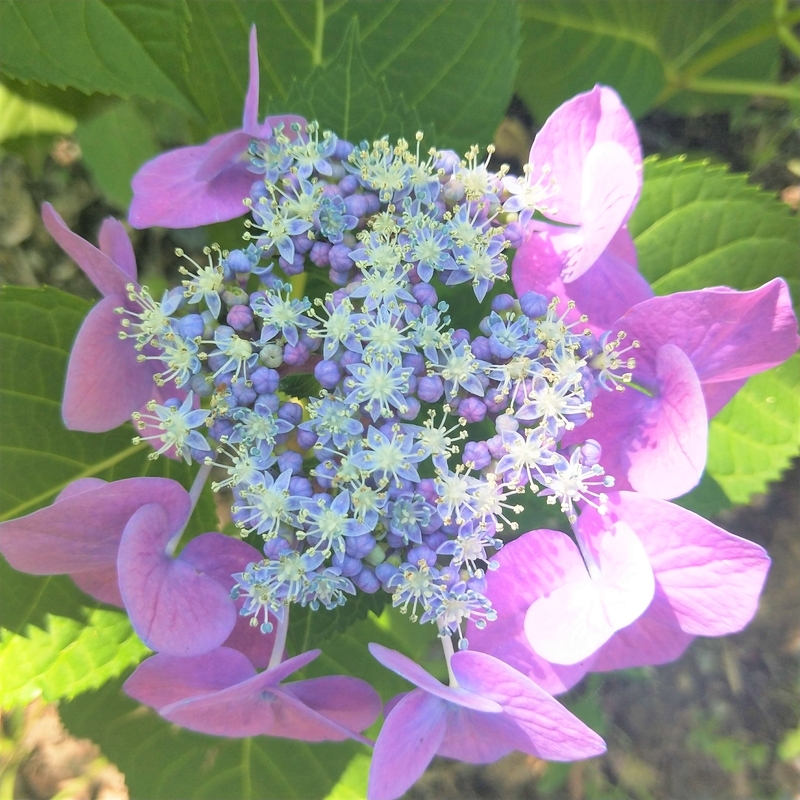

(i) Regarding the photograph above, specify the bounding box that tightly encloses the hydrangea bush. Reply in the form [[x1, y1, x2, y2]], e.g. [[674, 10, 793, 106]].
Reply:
[[1, 23, 798, 800]]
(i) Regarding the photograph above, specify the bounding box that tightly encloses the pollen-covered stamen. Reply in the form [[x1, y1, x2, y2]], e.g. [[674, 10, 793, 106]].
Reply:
[[502, 160, 559, 224], [132, 392, 210, 462], [388, 560, 444, 622], [424, 585, 497, 648], [535, 298, 589, 352], [116, 284, 177, 349], [412, 406, 468, 461], [589, 330, 640, 391], [540, 449, 615, 523], [177, 245, 226, 319], [469, 473, 525, 533], [232, 469, 298, 540], [208, 442, 275, 493], [136, 331, 201, 388]]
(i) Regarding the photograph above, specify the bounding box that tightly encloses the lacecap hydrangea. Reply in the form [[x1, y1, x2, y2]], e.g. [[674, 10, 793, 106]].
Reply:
[[1, 26, 797, 800]]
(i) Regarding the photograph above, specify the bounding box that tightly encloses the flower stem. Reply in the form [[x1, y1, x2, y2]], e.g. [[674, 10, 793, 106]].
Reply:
[[440, 633, 458, 688], [268, 605, 290, 670], [166, 461, 213, 556]]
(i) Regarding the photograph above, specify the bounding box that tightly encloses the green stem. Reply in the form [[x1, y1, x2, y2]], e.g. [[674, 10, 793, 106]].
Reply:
[[312, 0, 325, 67], [683, 77, 800, 101]]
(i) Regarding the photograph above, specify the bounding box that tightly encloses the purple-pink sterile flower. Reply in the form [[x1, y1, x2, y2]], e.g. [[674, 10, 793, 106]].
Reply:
[[367, 644, 605, 800], [565, 278, 800, 498], [468, 491, 770, 693], [510, 85, 650, 330], [0, 477, 189, 607], [42, 203, 168, 433], [128, 26, 304, 229], [124, 646, 381, 741]]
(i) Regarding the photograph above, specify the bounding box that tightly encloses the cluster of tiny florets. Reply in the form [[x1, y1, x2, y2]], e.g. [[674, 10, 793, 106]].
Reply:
[[117, 121, 635, 646]]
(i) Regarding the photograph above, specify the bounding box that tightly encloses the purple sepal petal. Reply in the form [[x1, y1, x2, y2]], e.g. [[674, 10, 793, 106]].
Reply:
[[63, 297, 156, 431], [512, 227, 652, 331], [369, 643, 500, 712], [524, 520, 655, 665], [178, 532, 276, 667], [466, 530, 593, 695], [147, 648, 370, 741], [282, 676, 382, 734], [604, 493, 770, 636], [0, 478, 190, 575], [552, 142, 639, 282], [42, 203, 134, 297], [618, 278, 800, 387], [71, 567, 124, 607], [368, 690, 447, 800], [451, 651, 607, 761], [55, 478, 108, 502], [626, 343, 708, 498], [98, 217, 137, 280], [117, 507, 236, 657], [129, 133, 255, 229], [124, 647, 255, 710]]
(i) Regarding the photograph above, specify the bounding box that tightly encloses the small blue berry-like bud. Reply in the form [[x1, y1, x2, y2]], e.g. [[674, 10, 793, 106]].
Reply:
[[250, 366, 280, 394], [231, 381, 257, 406], [255, 393, 280, 415], [289, 476, 313, 497], [581, 439, 603, 466], [463, 441, 491, 470], [225, 249, 252, 274], [177, 313, 205, 340], [344, 194, 370, 218], [503, 220, 526, 249], [407, 545, 437, 567], [277, 450, 303, 475], [495, 414, 519, 434], [459, 397, 487, 423], [346, 532, 377, 559], [375, 561, 400, 588], [296, 428, 317, 450], [398, 396, 420, 420], [227, 304, 253, 331], [452, 328, 470, 345], [278, 252, 305, 276], [332, 552, 362, 577], [491, 293, 516, 313], [329, 244, 354, 273], [519, 290, 549, 319], [314, 359, 342, 389], [417, 375, 444, 403], [338, 174, 359, 195], [353, 565, 380, 593], [309, 241, 332, 268], [278, 401, 303, 426], [411, 282, 438, 307], [470, 336, 492, 361], [190, 373, 213, 397], [423, 530, 447, 550], [283, 341, 310, 366]]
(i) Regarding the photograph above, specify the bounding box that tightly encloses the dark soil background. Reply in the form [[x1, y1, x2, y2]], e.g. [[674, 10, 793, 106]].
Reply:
[[0, 95, 798, 800]]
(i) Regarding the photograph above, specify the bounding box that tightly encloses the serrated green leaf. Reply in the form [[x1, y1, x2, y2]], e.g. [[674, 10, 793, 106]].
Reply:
[[629, 157, 800, 303], [0, 82, 76, 142], [0, 609, 148, 708], [77, 101, 159, 207], [628, 158, 800, 504], [516, 0, 784, 120], [60, 675, 357, 800], [177, 0, 517, 152], [0, 285, 217, 630], [286, 18, 417, 145], [0, 0, 194, 113], [706, 353, 800, 504]]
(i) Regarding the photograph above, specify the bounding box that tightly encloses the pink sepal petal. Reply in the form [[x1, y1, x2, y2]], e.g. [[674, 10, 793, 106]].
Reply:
[[283, 676, 382, 733], [512, 228, 651, 332], [618, 279, 800, 386], [63, 297, 157, 432], [554, 142, 639, 282], [179, 532, 276, 667], [368, 690, 447, 800], [71, 567, 124, 607], [124, 647, 255, 710], [528, 85, 642, 228], [0, 478, 190, 574], [626, 344, 708, 498], [129, 134, 256, 229], [98, 217, 136, 280], [42, 203, 132, 297], [466, 530, 593, 695], [369, 643, 501, 712], [117, 507, 236, 657], [243, 25, 261, 135], [603, 492, 771, 636], [524, 521, 654, 665], [55, 478, 108, 502], [590, 585, 695, 672], [436, 709, 516, 763], [158, 649, 363, 741], [452, 651, 607, 761]]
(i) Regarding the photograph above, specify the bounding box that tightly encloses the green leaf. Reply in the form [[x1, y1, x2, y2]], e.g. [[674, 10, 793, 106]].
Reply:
[[706, 353, 800, 504], [0, 285, 217, 631], [516, 0, 782, 120], [0, 609, 148, 708], [286, 19, 417, 145], [0, 0, 194, 113], [77, 101, 159, 207], [0, 82, 76, 142], [177, 0, 518, 152], [629, 157, 800, 504], [629, 157, 800, 304], [323, 751, 371, 800], [60, 676, 358, 800]]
